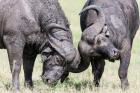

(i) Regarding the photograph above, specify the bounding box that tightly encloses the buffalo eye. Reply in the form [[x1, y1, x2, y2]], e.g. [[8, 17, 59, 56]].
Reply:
[[42, 52, 49, 57], [41, 47, 54, 58]]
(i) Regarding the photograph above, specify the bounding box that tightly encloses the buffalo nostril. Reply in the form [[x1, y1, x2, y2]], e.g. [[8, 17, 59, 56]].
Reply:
[[41, 76, 50, 83], [46, 79, 49, 82], [46, 79, 52, 84], [112, 49, 119, 56]]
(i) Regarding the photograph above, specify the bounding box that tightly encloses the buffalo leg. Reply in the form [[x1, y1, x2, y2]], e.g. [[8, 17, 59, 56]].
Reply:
[[3, 35, 25, 90], [119, 42, 131, 90], [91, 58, 105, 87], [23, 46, 37, 88]]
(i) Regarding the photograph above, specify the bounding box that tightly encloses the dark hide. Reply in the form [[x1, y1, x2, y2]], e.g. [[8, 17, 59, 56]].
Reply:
[[79, 0, 139, 90], [0, 0, 80, 90]]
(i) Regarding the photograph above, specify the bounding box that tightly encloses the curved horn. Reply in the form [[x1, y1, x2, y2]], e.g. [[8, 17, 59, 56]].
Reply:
[[80, 5, 105, 35], [46, 23, 69, 31]]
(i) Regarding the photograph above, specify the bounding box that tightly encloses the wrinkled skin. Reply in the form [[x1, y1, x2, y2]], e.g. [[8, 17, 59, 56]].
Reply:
[[41, 47, 66, 85], [60, 0, 139, 89], [40, 28, 80, 85], [78, 0, 139, 90], [89, 31, 119, 61], [0, 0, 80, 90], [41, 45, 80, 85]]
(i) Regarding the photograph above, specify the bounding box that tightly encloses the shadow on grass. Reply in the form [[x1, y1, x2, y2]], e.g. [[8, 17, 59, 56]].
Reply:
[[2, 79, 96, 91], [33, 79, 94, 91], [61, 79, 94, 91]]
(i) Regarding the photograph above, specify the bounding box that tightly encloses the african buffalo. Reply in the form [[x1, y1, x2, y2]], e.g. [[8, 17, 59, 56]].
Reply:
[[78, 0, 139, 90], [0, 0, 80, 90]]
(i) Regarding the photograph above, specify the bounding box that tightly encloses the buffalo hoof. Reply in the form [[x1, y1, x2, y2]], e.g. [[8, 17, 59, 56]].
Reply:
[[11, 87, 20, 93], [121, 80, 129, 90], [24, 81, 33, 89], [13, 90, 20, 93], [93, 80, 100, 87]]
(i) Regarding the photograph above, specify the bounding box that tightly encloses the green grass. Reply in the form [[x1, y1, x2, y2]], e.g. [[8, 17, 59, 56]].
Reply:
[[0, 0, 140, 93]]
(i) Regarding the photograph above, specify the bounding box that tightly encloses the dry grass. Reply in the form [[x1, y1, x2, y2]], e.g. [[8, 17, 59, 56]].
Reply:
[[0, 0, 139, 93]]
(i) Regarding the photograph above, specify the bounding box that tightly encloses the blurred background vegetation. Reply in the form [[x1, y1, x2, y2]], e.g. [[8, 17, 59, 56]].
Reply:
[[0, 0, 139, 93]]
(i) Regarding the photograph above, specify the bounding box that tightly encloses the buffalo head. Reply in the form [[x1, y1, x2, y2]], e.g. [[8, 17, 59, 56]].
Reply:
[[79, 5, 119, 61], [40, 23, 80, 85]]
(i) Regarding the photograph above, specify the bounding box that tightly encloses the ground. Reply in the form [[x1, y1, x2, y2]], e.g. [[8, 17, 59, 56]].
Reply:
[[0, 0, 139, 93]]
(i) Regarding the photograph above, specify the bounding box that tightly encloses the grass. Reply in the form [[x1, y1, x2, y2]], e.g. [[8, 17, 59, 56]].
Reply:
[[0, 0, 140, 93]]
